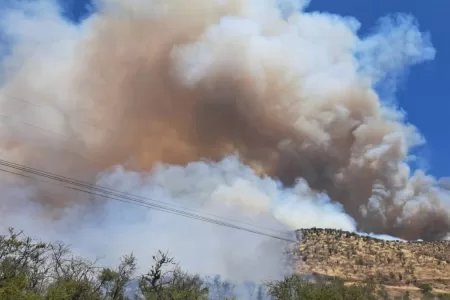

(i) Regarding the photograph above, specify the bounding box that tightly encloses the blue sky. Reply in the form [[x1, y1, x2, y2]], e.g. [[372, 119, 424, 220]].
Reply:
[[6, 0, 450, 178], [305, 1, 449, 179]]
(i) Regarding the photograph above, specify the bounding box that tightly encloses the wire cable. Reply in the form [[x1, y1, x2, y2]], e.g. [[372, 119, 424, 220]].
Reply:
[[0, 92, 290, 235], [0, 159, 296, 242], [0, 158, 288, 236], [0, 92, 295, 241]]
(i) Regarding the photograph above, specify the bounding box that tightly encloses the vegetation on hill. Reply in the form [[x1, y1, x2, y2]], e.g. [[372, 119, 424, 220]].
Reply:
[[293, 228, 450, 299], [1, 227, 449, 299]]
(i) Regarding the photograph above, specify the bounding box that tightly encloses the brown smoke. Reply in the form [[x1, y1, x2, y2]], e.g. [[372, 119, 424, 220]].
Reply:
[[0, 0, 448, 240]]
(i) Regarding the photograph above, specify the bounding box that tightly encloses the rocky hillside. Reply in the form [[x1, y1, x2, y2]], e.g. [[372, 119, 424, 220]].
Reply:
[[292, 228, 450, 298]]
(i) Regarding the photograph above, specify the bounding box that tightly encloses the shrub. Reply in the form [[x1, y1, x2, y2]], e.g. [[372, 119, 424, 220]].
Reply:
[[0, 227, 443, 300], [265, 275, 383, 300], [418, 283, 433, 294], [0, 228, 209, 300]]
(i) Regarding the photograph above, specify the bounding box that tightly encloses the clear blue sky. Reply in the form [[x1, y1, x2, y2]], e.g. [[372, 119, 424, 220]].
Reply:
[[9, 0, 450, 178]]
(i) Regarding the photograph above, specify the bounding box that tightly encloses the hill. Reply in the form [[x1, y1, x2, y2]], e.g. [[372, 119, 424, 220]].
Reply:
[[291, 228, 450, 298]]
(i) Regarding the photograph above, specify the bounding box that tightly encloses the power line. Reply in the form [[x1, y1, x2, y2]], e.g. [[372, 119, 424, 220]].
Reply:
[[0, 92, 292, 236], [0, 92, 295, 241], [0, 163, 295, 242], [0, 49, 297, 242], [0, 157, 288, 236], [0, 159, 296, 243]]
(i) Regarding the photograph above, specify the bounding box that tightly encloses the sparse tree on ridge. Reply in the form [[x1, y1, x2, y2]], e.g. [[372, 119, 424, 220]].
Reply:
[[1, 228, 450, 300]]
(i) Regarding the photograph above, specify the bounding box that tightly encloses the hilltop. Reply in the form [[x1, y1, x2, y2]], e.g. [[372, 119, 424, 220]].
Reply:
[[291, 228, 450, 298]]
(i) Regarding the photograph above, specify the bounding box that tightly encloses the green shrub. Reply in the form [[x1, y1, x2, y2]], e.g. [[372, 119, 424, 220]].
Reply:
[[0, 227, 445, 300], [265, 275, 383, 300], [0, 228, 209, 300], [418, 283, 433, 294]]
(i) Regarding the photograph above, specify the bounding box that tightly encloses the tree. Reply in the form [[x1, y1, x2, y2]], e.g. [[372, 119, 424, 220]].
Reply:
[[0, 228, 49, 299], [137, 250, 208, 300], [266, 274, 384, 300], [99, 254, 137, 300], [3, 227, 429, 300], [0, 228, 136, 300]]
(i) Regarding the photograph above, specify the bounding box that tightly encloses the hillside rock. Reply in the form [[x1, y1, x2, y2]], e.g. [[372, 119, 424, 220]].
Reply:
[[291, 228, 450, 296]]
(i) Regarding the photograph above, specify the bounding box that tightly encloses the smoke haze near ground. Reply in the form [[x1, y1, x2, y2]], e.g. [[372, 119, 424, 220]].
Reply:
[[0, 0, 449, 283]]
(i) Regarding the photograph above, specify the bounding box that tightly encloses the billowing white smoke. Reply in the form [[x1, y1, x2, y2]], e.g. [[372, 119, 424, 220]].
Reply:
[[0, 0, 449, 284], [96, 156, 355, 231], [0, 155, 353, 281]]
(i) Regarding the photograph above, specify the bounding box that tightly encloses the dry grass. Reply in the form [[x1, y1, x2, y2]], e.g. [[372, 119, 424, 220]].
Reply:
[[291, 228, 450, 297]]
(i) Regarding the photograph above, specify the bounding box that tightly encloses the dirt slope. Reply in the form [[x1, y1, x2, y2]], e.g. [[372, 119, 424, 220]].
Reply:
[[291, 228, 450, 298]]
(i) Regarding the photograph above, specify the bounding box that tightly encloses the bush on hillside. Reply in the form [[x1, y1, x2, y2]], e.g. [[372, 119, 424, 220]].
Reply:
[[265, 274, 389, 300], [1, 228, 447, 300], [0, 228, 208, 300]]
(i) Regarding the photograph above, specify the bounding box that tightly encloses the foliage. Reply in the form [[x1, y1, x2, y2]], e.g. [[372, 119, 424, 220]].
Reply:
[[418, 283, 433, 294], [0, 228, 209, 300], [264, 274, 447, 300], [138, 250, 208, 300], [1, 228, 448, 300], [265, 274, 386, 300]]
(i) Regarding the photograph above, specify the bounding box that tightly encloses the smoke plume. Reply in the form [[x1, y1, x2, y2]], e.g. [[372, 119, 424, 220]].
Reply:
[[0, 0, 449, 282]]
